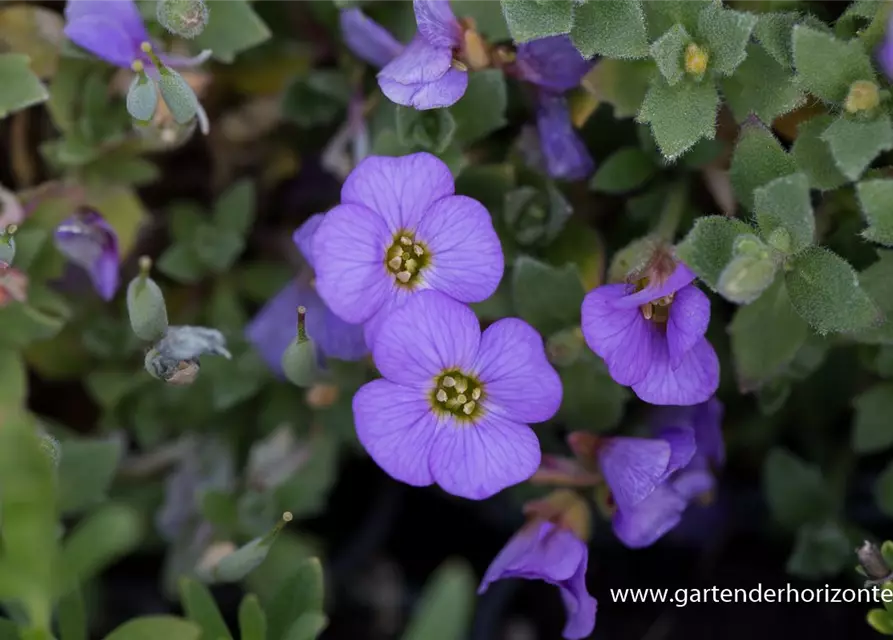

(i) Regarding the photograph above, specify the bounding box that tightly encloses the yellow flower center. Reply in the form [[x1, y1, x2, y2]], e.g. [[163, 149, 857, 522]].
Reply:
[[385, 230, 430, 288], [431, 370, 484, 421]]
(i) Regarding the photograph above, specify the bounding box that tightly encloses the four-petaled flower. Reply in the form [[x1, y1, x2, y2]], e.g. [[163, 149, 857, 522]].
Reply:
[[377, 0, 468, 109], [479, 520, 597, 640], [581, 258, 719, 405], [53, 208, 120, 301], [312, 152, 503, 347], [246, 214, 367, 375], [352, 290, 561, 500]]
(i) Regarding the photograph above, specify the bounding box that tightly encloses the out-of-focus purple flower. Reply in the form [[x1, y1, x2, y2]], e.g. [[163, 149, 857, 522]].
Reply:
[[352, 290, 561, 500], [312, 152, 503, 347], [479, 520, 596, 639], [608, 398, 725, 548], [246, 215, 367, 374], [535, 93, 595, 181], [377, 0, 468, 110], [64, 0, 210, 70], [580, 258, 719, 405], [340, 8, 404, 69], [53, 208, 120, 300], [514, 35, 592, 94], [879, 13, 893, 79]]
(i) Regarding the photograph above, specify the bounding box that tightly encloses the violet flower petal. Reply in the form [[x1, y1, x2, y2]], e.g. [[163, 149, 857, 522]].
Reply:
[[613, 262, 698, 309], [535, 93, 595, 181], [379, 67, 468, 110], [516, 35, 593, 93], [378, 35, 453, 86], [64, 15, 140, 68], [362, 286, 412, 352], [632, 336, 720, 406], [415, 195, 504, 302], [413, 0, 462, 48], [292, 214, 325, 268], [53, 209, 120, 300], [371, 289, 481, 387], [657, 426, 696, 478], [353, 378, 438, 486], [879, 13, 893, 79], [428, 410, 540, 500], [613, 483, 687, 548], [694, 397, 725, 465], [559, 560, 598, 640], [666, 284, 710, 367], [65, 0, 148, 40], [598, 436, 671, 512], [340, 8, 404, 68], [472, 318, 562, 424]]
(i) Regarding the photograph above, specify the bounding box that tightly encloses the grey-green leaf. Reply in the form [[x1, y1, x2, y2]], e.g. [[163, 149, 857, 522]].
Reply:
[[721, 44, 804, 124], [649, 24, 690, 86], [266, 558, 324, 640], [238, 595, 267, 640], [214, 179, 256, 237], [0, 53, 49, 118], [511, 256, 585, 336], [791, 115, 848, 191], [500, 0, 573, 43], [754, 12, 800, 68], [792, 25, 876, 103], [450, 70, 507, 145], [858, 179, 893, 246], [853, 384, 893, 454], [763, 448, 832, 530], [729, 121, 796, 211], [57, 437, 123, 514], [821, 114, 893, 181], [674, 215, 755, 291], [102, 617, 201, 640], [696, 2, 757, 76], [179, 578, 233, 640], [754, 173, 815, 254], [717, 252, 778, 305], [638, 76, 719, 160], [401, 560, 475, 640], [193, 0, 271, 63], [570, 0, 648, 59], [589, 147, 655, 193], [875, 459, 893, 517]]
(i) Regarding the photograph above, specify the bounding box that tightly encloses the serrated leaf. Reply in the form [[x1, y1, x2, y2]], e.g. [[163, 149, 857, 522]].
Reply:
[[0, 53, 48, 118], [511, 256, 585, 336], [643, 0, 710, 40], [696, 3, 757, 76], [792, 25, 875, 103], [821, 114, 893, 181], [791, 115, 848, 191], [729, 277, 809, 391], [763, 448, 832, 530], [57, 437, 123, 515], [402, 560, 475, 640], [729, 122, 796, 211], [102, 617, 201, 640], [754, 173, 815, 254], [754, 12, 800, 68], [638, 76, 718, 159], [450, 69, 507, 145], [785, 246, 880, 334], [581, 58, 653, 119], [721, 44, 804, 124], [649, 24, 689, 86], [571, 0, 648, 59], [500, 0, 573, 43], [179, 578, 233, 640], [856, 251, 893, 344], [193, 0, 271, 63], [214, 180, 256, 237], [858, 179, 893, 246], [675, 215, 755, 291], [589, 147, 655, 193]]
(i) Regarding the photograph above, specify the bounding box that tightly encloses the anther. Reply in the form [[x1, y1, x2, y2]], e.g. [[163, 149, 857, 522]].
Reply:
[[456, 394, 467, 404], [640, 303, 653, 320], [442, 376, 456, 387], [396, 271, 411, 283], [400, 236, 412, 246], [462, 401, 476, 415], [404, 258, 418, 272], [455, 378, 468, 393], [471, 388, 481, 400], [413, 245, 424, 256], [388, 256, 403, 270], [436, 389, 448, 402]]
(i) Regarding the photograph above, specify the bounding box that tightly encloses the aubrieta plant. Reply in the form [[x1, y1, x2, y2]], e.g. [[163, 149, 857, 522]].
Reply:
[[6, 0, 893, 639]]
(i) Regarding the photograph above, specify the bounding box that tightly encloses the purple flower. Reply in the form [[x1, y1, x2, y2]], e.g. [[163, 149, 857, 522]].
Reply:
[[340, 8, 404, 69], [580, 260, 719, 405], [53, 208, 120, 300], [246, 215, 367, 374], [479, 520, 596, 639], [879, 13, 893, 79], [607, 399, 725, 548], [64, 0, 209, 70], [312, 152, 503, 347], [352, 290, 561, 500], [535, 93, 595, 181], [377, 0, 468, 110], [514, 36, 592, 94]]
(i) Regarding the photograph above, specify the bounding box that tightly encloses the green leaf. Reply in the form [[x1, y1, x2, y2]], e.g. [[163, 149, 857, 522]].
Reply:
[[821, 115, 893, 181], [238, 595, 267, 640], [571, 0, 648, 59], [500, 0, 573, 43], [0, 53, 48, 118], [876, 459, 893, 517], [858, 179, 893, 246], [857, 251, 893, 344], [57, 437, 123, 515], [729, 277, 809, 391], [853, 384, 893, 453], [453, 1, 510, 40], [582, 58, 654, 119], [193, 0, 271, 63], [179, 578, 233, 640], [638, 76, 718, 160], [868, 609, 893, 636], [785, 247, 881, 334], [589, 147, 655, 193], [157, 243, 206, 284], [193, 224, 245, 273], [214, 179, 256, 237], [557, 350, 629, 432], [0, 287, 72, 348], [282, 71, 351, 128], [266, 558, 324, 640], [674, 215, 755, 291], [59, 504, 143, 593], [450, 70, 507, 145], [754, 12, 800, 68], [0, 347, 26, 408], [643, 0, 709, 40], [792, 25, 875, 103], [763, 448, 832, 529], [649, 24, 690, 86], [396, 106, 457, 154], [402, 560, 475, 640], [511, 256, 585, 336], [58, 586, 87, 640], [786, 522, 852, 579], [102, 617, 201, 640], [282, 613, 327, 640], [729, 122, 796, 211], [791, 115, 849, 191], [168, 201, 205, 243], [754, 173, 815, 254], [696, 3, 757, 76], [721, 44, 804, 124]]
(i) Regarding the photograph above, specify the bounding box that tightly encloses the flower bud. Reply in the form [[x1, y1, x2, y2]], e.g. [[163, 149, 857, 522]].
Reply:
[[845, 80, 880, 115], [281, 307, 319, 388], [717, 253, 777, 304], [857, 540, 893, 583], [198, 512, 293, 583], [684, 43, 709, 78], [127, 256, 169, 341], [732, 233, 769, 259], [158, 68, 200, 126], [126, 63, 159, 124], [0, 224, 17, 266], [157, 0, 210, 39]]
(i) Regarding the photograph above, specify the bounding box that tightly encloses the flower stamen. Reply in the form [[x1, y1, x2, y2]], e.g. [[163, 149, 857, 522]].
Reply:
[[432, 369, 484, 420], [385, 230, 430, 288]]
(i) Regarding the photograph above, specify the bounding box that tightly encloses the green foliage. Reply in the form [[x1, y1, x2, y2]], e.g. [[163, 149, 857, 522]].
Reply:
[[650, 24, 690, 86], [193, 0, 271, 63], [852, 384, 893, 454], [179, 579, 233, 640], [0, 53, 48, 118], [396, 107, 457, 154], [786, 522, 852, 579], [57, 437, 123, 515], [754, 12, 799, 68], [754, 173, 815, 255], [696, 3, 757, 76], [791, 116, 849, 191], [450, 70, 508, 145], [675, 215, 754, 292], [500, 0, 573, 43], [791, 25, 875, 104], [571, 0, 648, 59], [717, 249, 778, 305], [584, 58, 654, 119], [590, 147, 655, 193], [821, 115, 893, 181], [855, 250, 893, 344], [401, 560, 475, 640], [858, 179, 893, 246], [638, 76, 719, 160], [876, 460, 893, 517], [238, 595, 267, 640], [721, 44, 804, 124], [266, 558, 324, 640], [282, 71, 352, 128], [511, 256, 585, 336], [557, 350, 629, 432], [763, 448, 833, 530], [102, 617, 200, 640], [729, 122, 796, 211]]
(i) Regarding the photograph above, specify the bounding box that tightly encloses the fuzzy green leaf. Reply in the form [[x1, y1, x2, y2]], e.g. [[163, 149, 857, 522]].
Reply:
[[754, 12, 800, 68], [0, 53, 48, 118], [649, 24, 690, 86], [696, 3, 757, 76], [786, 522, 851, 579], [396, 106, 457, 154], [856, 251, 893, 344], [792, 25, 875, 103], [729, 122, 796, 211], [571, 0, 648, 59], [853, 384, 893, 454], [858, 179, 893, 246], [791, 115, 848, 190], [582, 58, 654, 119], [721, 44, 804, 124], [57, 437, 123, 515], [402, 561, 475, 640], [821, 114, 893, 181], [589, 147, 655, 193], [500, 0, 573, 43], [238, 595, 267, 640], [511, 256, 585, 336], [785, 246, 881, 334], [643, 0, 710, 40], [214, 180, 256, 237], [675, 215, 755, 291], [754, 173, 815, 254], [638, 76, 718, 159], [193, 0, 271, 63], [102, 617, 200, 640], [450, 70, 507, 145], [557, 350, 629, 432], [763, 448, 833, 530], [266, 558, 324, 640]]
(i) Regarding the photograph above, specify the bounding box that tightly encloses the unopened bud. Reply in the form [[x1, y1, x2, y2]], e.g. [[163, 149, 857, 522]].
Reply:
[[200, 512, 293, 583], [157, 0, 209, 39], [857, 540, 893, 584], [126, 67, 159, 124], [0, 224, 17, 266], [717, 253, 777, 304], [158, 68, 200, 126], [281, 307, 319, 388], [127, 256, 169, 341], [845, 80, 880, 114], [684, 43, 709, 78], [732, 233, 769, 259]]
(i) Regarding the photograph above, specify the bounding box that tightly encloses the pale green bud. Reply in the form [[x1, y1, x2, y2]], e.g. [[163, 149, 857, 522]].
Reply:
[[717, 253, 778, 304], [0, 224, 17, 266], [158, 68, 200, 125], [198, 512, 293, 583], [127, 256, 169, 341], [281, 307, 319, 388], [732, 233, 769, 259], [157, 0, 209, 39], [126, 62, 158, 124]]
